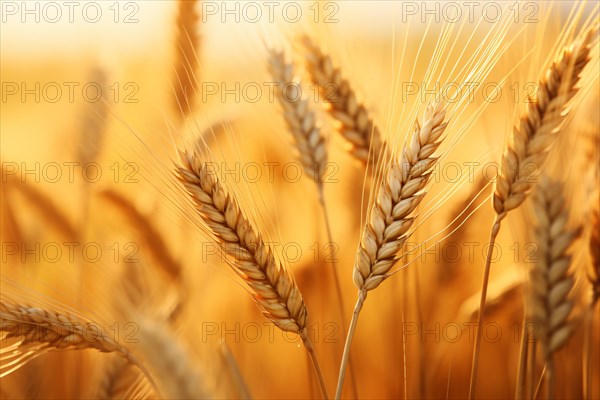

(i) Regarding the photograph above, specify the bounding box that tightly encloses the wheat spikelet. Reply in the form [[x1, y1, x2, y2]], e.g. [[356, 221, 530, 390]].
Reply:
[[302, 36, 385, 165], [0, 298, 141, 378], [529, 178, 580, 397], [269, 49, 327, 186], [493, 29, 594, 218], [354, 101, 447, 291], [173, 0, 200, 117], [175, 150, 308, 333]]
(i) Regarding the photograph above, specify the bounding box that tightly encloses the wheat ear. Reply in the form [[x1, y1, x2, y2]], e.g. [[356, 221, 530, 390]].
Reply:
[[529, 178, 579, 398], [0, 297, 153, 388], [175, 149, 329, 399], [173, 0, 200, 117], [269, 49, 327, 186], [97, 357, 148, 400], [302, 36, 385, 166], [468, 28, 594, 399], [135, 319, 207, 399], [269, 49, 359, 399], [6, 178, 78, 241], [336, 101, 448, 399]]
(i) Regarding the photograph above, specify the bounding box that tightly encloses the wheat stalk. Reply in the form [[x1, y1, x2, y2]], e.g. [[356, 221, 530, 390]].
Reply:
[[173, 0, 200, 117], [469, 28, 594, 399], [336, 101, 448, 399], [302, 36, 385, 166], [269, 48, 359, 398], [529, 178, 579, 398], [175, 149, 329, 399]]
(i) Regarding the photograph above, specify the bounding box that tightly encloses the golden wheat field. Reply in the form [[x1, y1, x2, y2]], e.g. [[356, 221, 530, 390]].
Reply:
[[1, 0, 599, 399]]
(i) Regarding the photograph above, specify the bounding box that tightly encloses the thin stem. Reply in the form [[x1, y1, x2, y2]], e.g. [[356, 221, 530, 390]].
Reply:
[[469, 216, 502, 399], [545, 359, 555, 400], [306, 349, 317, 398], [516, 312, 529, 400], [220, 342, 252, 399], [336, 290, 367, 399], [302, 332, 329, 400], [402, 268, 408, 400], [529, 341, 538, 400], [583, 301, 597, 399], [414, 267, 426, 398], [534, 364, 546, 400], [317, 186, 358, 399]]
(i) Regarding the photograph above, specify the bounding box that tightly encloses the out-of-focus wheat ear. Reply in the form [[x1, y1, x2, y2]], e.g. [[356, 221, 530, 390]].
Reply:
[[175, 150, 328, 398], [218, 342, 252, 399], [302, 36, 386, 167], [0, 171, 24, 245], [529, 178, 580, 398], [78, 67, 108, 165], [6, 177, 78, 242], [135, 319, 207, 399], [469, 27, 595, 399], [173, 0, 200, 118], [268, 49, 327, 188], [439, 177, 488, 283], [99, 190, 182, 283], [336, 101, 447, 399], [96, 357, 149, 400]]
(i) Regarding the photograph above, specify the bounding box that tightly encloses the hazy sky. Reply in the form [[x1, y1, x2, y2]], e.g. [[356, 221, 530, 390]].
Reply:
[[1, 1, 585, 61]]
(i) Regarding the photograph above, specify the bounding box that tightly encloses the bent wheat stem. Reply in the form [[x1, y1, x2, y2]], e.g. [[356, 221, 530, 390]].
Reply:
[[301, 331, 330, 400]]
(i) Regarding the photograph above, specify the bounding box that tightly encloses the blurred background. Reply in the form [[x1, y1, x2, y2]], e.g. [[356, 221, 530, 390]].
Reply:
[[1, 1, 599, 399]]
